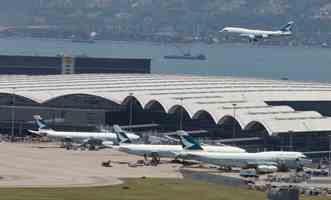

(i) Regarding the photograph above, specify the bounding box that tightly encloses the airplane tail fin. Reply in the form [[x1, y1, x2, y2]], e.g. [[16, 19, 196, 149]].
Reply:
[[113, 125, 132, 144], [177, 130, 203, 150], [33, 115, 50, 130], [280, 21, 294, 32]]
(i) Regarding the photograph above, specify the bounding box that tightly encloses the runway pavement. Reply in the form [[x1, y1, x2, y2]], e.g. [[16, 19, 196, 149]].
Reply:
[[0, 142, 182, 188]]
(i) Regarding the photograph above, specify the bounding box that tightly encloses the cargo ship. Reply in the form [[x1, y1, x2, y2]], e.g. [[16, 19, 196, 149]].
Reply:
[[164, 53, 207, 60]]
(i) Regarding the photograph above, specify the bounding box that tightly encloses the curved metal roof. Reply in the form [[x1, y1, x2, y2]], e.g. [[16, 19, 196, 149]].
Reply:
[[2, 73, 331, 136]]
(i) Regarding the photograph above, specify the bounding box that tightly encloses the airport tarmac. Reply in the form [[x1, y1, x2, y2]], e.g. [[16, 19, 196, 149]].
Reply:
[[0, 142, 182, 188], [182, 167, 331, 191]]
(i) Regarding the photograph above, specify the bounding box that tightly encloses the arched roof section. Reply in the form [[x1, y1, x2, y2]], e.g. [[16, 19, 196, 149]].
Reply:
[[176, 103, 221, 122], [0, 92, 40, 105], [119, 93, 147, 106], [42, 92, 123, 105], [167, 104, 193, 119], [217, 115, 244, 129], [144, 99, 167, 113], [121, 95, 144, 110], [244, 120, 272, 136], [246, 118, 331, 136], [192, 110, 216, 124], [148, 97, 189, 113]]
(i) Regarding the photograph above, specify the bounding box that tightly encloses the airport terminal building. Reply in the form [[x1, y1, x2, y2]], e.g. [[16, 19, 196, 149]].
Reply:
[[1, 73, 331, 154]]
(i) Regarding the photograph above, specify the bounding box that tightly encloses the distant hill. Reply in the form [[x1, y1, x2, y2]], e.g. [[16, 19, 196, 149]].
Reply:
[[1, 0, 331, 44]]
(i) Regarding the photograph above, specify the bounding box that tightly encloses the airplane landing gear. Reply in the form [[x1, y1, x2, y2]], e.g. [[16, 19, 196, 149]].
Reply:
[[150, 152, 160, 166]]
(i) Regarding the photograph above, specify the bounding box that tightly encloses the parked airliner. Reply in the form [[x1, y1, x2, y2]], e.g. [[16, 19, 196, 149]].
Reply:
[[114, 130, 246, 158], [220, 21, 294, 42], [177, 149, 309, 170], [28, 115, 140, 146]]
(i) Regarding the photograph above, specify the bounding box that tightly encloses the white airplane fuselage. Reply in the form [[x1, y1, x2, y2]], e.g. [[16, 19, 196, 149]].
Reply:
[[30, 129, 139, 142], [179, 151, 307, 169], [223, 27, 292, 37], [117, 144, 246, 158]]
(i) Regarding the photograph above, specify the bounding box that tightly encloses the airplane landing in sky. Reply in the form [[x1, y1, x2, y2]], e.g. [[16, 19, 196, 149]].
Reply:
[[220, 21, 294, 42]]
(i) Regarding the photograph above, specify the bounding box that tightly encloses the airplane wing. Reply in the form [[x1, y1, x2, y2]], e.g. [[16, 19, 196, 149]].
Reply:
[[239, 34, 269, 41], [117, 123, 159, 129], [163, 130, 208, 136], [218, 137, 262, 143], [240, 34, 256, 38], [148, 135, 177, 143], [102, 141, 114, 148], [176, 152, 212, 164], [303, 150, 331, 154], [246, 161, 278, 166], [149, 130, 208, 144], [154, 130, 207, 144], [27, 129, 42, 136], [164, 135, 179, 142], [26, 118, 65, 124]]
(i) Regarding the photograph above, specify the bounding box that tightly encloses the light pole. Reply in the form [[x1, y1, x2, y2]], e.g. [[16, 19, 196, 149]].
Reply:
[[11, 87, 16, 141], [232, 103, 237, 138], [179, 97, 184, 130], [329, 135, 331, 177], [129, 92, 133, 127], [288, 130, 293, 151]]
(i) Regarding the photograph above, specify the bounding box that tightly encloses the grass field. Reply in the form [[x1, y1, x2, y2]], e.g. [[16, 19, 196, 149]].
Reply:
[[0, 178, 329, 200]]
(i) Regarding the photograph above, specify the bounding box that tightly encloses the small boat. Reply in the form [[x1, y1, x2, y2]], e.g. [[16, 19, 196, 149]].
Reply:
[[321, 43, 330, 48], [164, 53, 207, 60], [72, 38, 95, 43], [71, 32, 96, 44]]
